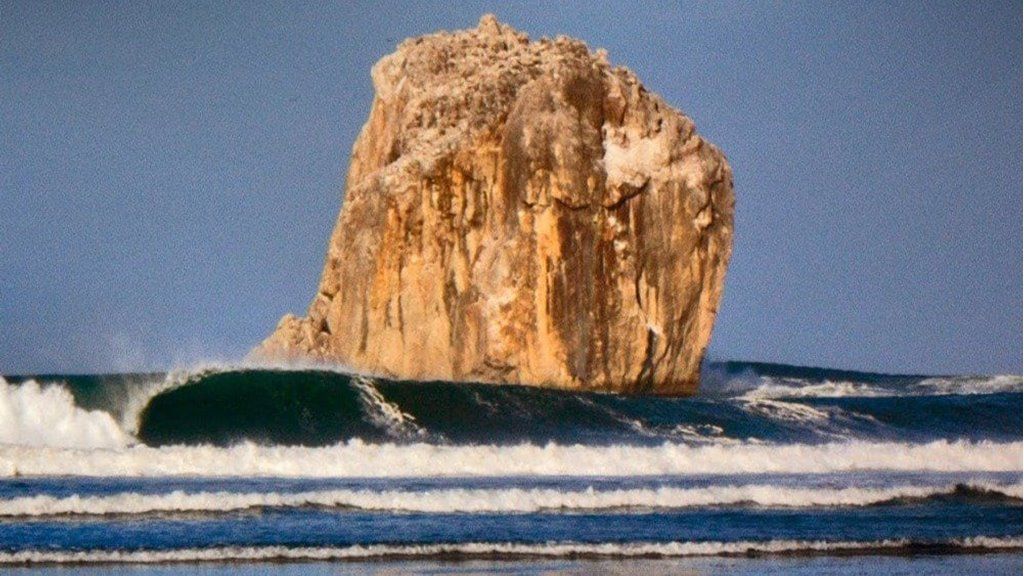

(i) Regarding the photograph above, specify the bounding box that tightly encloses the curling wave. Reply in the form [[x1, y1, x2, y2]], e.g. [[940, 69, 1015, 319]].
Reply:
[[1, 364, 1020, 449]]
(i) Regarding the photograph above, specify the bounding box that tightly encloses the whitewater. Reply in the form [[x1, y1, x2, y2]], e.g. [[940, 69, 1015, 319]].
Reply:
[[0, 361, 1020, 569], [1, 482, 1019, 517]]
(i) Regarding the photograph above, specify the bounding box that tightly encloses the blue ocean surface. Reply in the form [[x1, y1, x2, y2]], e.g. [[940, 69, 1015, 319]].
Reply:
[[0, 362, 1020, 574]]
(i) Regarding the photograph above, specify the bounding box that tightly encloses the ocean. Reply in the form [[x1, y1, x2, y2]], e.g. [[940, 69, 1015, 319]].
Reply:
[[0, 361, 1020, 574]]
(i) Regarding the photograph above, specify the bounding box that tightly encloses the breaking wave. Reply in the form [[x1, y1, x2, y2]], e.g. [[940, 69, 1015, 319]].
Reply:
[[0, 363, 1019, 449], [0, 378, 128, 449], [0, 482, 1018, 517], [0, 362, 1019, 565], [0, 439, 1018, 478], [913, 375, 1023, 396], [734, 375, 1022, 400]]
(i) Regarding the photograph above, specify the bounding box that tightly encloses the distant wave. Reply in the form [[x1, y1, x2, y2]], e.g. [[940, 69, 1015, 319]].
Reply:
[[913, 375, 1023, 396], [739, 380, 894, 400], [0, 537, 1018, 565], [1, 439, 1018, 478], [735, 375, 1023, 401], [0, 482, 1018, 518]]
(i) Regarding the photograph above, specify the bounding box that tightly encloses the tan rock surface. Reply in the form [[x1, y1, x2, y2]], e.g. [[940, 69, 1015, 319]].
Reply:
[[254, 15, 734, 395]]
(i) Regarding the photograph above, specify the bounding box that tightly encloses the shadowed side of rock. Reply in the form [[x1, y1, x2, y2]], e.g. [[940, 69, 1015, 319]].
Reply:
[[254, 15, 734, 396]]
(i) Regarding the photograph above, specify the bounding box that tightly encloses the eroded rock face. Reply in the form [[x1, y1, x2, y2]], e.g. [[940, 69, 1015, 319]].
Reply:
[[255, 15, 733, 395]]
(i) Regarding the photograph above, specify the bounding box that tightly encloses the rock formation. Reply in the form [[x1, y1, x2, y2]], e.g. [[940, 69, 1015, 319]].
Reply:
[[255, 15, 734, 395]]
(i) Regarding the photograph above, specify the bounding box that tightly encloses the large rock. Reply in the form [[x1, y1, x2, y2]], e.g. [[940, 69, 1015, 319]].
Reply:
[[255, 15, 733, 395]]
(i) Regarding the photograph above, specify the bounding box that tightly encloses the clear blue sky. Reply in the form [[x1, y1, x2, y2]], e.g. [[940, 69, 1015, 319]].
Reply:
[[2, 1, 1020, 375]]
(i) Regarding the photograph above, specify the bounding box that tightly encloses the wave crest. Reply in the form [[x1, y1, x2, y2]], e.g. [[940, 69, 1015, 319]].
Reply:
[[0, 377, 128, 449], [1, 366, 1019, 451], [0, 439, 1018, 478], [1, 482, 1018, 517]]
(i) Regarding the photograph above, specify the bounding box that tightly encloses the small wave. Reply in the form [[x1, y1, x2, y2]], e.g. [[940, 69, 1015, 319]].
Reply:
[[737, 375, 1022, 400], [914, 375, 1023, 396], [0, 483, 1018, 518], [0, 537, 1018, 565], [0, 439, 1018, 478], [0, 378, 128, 449], [739, 379, 893, 400], [739, 398, 832, 424]]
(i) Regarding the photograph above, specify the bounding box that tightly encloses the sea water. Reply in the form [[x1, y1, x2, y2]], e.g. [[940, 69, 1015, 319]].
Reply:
[[0, 362, 1020, 574]]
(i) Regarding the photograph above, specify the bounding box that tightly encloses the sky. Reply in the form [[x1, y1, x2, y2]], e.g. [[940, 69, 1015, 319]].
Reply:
[[1, 1, 1020, 375]]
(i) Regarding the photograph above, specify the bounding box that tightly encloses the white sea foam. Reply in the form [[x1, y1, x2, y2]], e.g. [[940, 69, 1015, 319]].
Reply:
[[352, 376, 427, 439], [914, 375, 1023, 396], [0, 378, 128, 449], [739, 379, 892, 400], [1, 482, 1018, 517], [0, 439, 1018, 478], [736, 375, 1022, 400], [0, 537, 1018, 564], [739, 398, 833, 424]]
